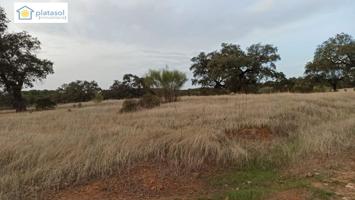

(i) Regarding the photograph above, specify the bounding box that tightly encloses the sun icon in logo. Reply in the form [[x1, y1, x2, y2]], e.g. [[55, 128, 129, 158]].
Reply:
[[21, 10, 30, 18], [16, 6, 34, 20]]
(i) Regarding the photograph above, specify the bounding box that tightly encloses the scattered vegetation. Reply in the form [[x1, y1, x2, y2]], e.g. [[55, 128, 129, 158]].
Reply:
[[139, 94, 160, 109], [120, 99, 140, 113], [0, 93, 354, 199], [35, 98, 57, 111], [1, 6, 355, 111]]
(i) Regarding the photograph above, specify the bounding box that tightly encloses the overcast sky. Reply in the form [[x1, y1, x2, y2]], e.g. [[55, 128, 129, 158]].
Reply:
[[1, 0, 355, 89]]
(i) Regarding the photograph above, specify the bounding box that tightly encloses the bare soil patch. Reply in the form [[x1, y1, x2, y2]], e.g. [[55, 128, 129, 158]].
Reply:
[[286, 150, 355, 200], [266, 189, 310, 200], [48, 164, 208, 200]]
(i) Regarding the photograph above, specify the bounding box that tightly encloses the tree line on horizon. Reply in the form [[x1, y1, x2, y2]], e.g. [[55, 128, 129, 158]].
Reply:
[[1, 7, 355, 112]]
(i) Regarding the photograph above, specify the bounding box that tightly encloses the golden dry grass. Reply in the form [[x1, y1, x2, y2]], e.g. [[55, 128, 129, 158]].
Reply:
[[0, 92, 355, 199]]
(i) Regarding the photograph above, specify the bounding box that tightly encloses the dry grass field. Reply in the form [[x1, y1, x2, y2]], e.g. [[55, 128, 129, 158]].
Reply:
[[0, 92, 355, 200]]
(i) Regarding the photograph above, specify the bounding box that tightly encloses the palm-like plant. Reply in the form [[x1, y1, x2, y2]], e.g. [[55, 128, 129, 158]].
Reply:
[[145, 68, 187, 102]]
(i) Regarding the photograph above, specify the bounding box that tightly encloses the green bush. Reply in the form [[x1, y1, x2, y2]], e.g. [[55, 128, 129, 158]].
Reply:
[[139, 94, 160, 109], [257, 87, 274, 94], [35, 98, 57, 110], [313, 85, 332, 92], [120, 99, 140, 113], [93, 92, 104, 104]]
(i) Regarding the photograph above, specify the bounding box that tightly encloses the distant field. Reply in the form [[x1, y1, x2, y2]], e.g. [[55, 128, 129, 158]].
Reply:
[[0, 93, 355, 200]]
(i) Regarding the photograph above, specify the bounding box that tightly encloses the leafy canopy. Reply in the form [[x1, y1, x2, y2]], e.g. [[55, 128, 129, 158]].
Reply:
[[305, 33, 355, 91], [0, 7, 53, 111], [190, 43, 281, 92]]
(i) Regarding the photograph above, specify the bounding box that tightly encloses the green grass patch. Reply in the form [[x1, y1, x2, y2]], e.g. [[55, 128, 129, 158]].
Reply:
[[310, 187, 335, 200], [206, 166, 334, 200]]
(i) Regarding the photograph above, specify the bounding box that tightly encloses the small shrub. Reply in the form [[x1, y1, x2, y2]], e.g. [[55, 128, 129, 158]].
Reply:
[[120, 99, 140, 113], [35, 98, 57, 110], [78, 103, 82, 108], [139, 94, 160, 109], [258, 87, 274, 94], [313, 85, 332, 92], [93, 92, 104, 104]]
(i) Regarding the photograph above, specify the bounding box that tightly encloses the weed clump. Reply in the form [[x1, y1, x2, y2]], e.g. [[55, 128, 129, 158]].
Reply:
[[120, 99, 140, 113], [93, 92, 104, 104], [139, 94, 160, 109]]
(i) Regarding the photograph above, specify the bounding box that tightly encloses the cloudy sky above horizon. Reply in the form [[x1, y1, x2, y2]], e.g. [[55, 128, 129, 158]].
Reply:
[[1, 0, 355, 90]]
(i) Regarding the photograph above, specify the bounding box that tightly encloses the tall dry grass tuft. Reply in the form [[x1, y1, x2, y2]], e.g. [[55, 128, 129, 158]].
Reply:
[[0, 92, 355, 199]]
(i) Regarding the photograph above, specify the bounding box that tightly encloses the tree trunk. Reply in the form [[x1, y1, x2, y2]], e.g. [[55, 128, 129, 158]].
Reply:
[[12, 89, 26, 112], [332, 83, 337, 92]]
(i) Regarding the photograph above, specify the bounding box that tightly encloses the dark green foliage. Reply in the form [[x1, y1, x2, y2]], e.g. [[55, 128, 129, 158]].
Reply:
[[0, 91, 12, 109], [257, 87, 274, 94], [120, 99, 140, 113], [56, 80, 101, 103], [190, 43, 281, 93], [179, 88, 230, 96], [0, 26, 53, 112], [35, 98, 56, 110], [305, 33, 355, 91], [104, 74, 146, 100], [284, 77, 314, 93], [139, 94, 160, 109], [23, 90, 58, 106]]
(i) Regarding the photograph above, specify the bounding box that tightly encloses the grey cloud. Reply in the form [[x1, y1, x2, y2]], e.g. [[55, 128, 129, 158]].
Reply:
[[1, 0, 355, 90]]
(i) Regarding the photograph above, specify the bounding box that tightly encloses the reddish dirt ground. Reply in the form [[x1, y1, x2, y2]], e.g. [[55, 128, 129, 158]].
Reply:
[[265, 189, 310, 200], [45, 151, 354, 200], [47, 164, 210, 200], [286, 151, 355, 200]]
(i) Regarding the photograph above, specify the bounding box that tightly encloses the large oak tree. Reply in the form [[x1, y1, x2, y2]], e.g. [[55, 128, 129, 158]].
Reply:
[[190, 43, 281, 93], [0, 7, 53, 112], [305, 33, 355, 91]]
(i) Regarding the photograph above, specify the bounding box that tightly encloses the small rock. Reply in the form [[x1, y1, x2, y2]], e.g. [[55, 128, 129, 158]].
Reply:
[[192, 172, 200, 178], [247, 181, 252, 184], [305, 172, 313, 177], [345, 183, 354, 190]]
